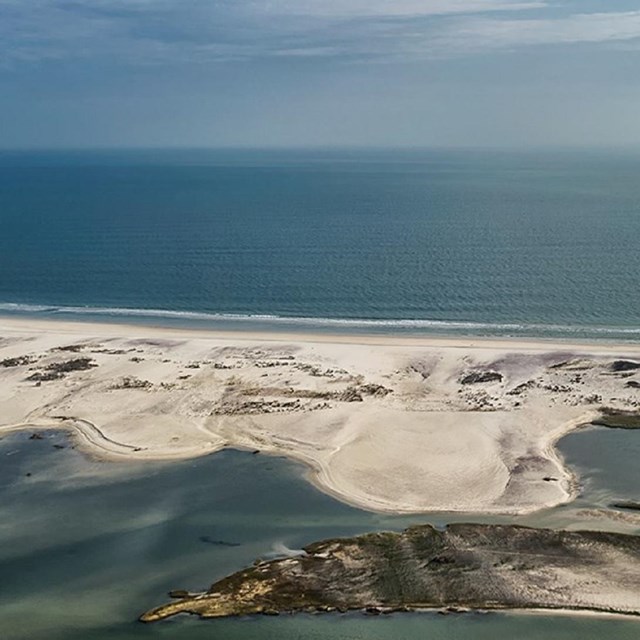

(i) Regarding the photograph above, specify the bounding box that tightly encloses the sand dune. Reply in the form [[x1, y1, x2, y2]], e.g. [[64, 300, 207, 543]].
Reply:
[[1, 317, 639, 514]]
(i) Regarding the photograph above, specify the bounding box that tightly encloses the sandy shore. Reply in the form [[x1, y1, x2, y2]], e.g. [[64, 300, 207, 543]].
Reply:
[[1, 317, 639, 515]]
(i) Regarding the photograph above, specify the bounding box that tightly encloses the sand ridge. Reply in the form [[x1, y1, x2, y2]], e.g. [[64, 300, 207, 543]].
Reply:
[[1, 317, 639, 514]]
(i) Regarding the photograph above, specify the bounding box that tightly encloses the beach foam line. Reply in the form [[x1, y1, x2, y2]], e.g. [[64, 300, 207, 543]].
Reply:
[[1, 302, 640, 336]]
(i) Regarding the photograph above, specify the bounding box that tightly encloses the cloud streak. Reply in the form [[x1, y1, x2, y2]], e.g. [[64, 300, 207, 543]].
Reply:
[[442, 11, 640, 51], [250, 0, 547, 18], [1, 1, 640, 68]]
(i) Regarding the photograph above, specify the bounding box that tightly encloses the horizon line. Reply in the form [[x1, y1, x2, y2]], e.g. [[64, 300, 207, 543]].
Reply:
[[2, 143, 640, 154]]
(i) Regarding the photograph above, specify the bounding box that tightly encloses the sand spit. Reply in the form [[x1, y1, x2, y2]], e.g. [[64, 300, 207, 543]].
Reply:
[[1, 317, 639, 515]]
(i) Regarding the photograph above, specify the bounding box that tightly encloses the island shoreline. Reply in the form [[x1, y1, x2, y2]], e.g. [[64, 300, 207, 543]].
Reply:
[[139, 523, 640, 622]]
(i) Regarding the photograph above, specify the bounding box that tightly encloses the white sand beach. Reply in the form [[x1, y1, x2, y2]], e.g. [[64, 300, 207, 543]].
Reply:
[[1, 317, 639, 515]]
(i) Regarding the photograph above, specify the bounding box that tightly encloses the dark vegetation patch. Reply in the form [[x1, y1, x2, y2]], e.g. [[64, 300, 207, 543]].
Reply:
[[359, 384, 393, 397], [543, 352, 579, 368], [506, 380, 537, 396], [1, 355, 36, 367], [592, 408, 640, 429], [611, 360, 640, 373], [213, 398, 331, 415], [459, 371, 503, 385], [548, 358, 593, 371], [54, 344, 86, 353], [25, 357, 97, 382], [112, 376, 153, 390], [543, 384, 572, 393], [240, 383, 392, 405]]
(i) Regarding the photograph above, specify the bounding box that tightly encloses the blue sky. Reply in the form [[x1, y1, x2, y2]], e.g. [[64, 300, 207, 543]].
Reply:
[[1, 0, 640, 148]]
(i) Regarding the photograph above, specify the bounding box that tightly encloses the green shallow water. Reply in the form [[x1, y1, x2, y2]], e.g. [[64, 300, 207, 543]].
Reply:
[[0, 426, 638, 640]]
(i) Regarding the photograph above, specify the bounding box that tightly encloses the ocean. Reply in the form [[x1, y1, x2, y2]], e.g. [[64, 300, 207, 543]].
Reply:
[[1, 148, 640, 339]]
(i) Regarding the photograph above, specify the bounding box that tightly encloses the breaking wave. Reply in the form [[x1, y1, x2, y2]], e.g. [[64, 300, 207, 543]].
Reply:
[[1, 302, 639, 339]]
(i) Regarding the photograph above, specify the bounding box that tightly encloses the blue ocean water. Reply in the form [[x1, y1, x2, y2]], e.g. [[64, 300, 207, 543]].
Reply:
[[1, 148, 639, 338]]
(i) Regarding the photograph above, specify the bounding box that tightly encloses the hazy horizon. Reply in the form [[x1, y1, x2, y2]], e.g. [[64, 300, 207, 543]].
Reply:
[[4, 144, 640, 153]]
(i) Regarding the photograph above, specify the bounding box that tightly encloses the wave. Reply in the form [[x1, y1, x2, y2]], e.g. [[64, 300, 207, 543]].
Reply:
[[1, 302, 639, 337]]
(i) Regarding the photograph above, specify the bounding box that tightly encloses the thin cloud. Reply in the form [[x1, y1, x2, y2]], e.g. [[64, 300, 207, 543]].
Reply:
[[440, 10, 640, 51], [1, 1, 640, 67], [252, 0, 547, 18]]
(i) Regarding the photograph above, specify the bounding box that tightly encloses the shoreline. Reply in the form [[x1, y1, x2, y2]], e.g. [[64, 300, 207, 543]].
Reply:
[[3, 315, 640, 352], [2, 316, 639, 516], [2, 299, 640, 345], [144, 600, 640, 624], [0, 413, 594, 517]]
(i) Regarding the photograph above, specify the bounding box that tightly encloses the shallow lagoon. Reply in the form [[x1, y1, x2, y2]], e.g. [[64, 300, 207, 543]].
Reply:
[[0, 425, 638, 640]]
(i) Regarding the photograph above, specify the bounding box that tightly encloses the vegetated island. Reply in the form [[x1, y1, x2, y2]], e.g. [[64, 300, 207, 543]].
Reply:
[[140, 523, 640, 622]]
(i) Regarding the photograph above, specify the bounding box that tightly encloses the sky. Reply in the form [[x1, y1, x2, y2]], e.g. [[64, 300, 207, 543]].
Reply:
[[1, 0, 640, 149]]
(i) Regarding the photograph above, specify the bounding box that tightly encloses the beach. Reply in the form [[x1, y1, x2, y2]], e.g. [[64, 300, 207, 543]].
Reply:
[[2, 317, 639, 516]]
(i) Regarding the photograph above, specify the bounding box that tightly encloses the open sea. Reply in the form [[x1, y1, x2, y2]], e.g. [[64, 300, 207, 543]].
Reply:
[[1, 148, 639, 339], [1, 149, 640, 638]]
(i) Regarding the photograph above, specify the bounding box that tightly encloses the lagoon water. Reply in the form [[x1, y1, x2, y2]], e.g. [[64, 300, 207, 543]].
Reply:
[[1, 148, 640, 339], [0, 427, 638, 640]]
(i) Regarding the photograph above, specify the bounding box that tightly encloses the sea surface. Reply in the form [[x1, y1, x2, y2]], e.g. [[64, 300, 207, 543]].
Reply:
[[0, 427, 638, 640], [1, 148, 640, 339]]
